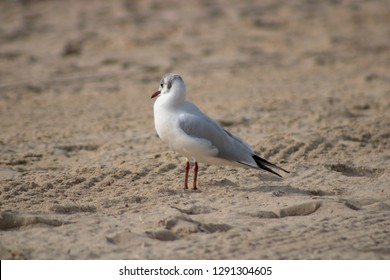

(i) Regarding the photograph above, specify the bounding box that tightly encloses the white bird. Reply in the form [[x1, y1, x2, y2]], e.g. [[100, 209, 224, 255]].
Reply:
[[151, 73, 289, 190]]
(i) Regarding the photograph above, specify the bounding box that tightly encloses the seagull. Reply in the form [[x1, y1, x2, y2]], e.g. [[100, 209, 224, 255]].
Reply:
[[151, 73, 289, 190]]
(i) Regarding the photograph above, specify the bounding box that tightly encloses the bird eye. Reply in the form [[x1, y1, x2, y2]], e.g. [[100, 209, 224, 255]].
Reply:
[[160, 83, 164, 88]]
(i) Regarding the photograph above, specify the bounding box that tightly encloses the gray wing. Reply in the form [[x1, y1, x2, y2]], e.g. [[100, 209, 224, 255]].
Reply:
[[178, 111, 255, 166]]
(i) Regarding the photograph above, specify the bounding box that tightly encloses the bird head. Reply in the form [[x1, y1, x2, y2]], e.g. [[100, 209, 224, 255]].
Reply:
[[151, 73, 186, 106]]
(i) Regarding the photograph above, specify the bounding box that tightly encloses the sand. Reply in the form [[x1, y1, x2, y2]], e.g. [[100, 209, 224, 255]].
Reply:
[[0, 0, 389, 259]]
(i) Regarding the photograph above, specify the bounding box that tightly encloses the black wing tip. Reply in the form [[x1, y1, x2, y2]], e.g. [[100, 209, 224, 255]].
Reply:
[[252, 154, 289, 177], [262, 164, 283, 178], [265, 167, 283, 178], [280, 167, 290, 174]]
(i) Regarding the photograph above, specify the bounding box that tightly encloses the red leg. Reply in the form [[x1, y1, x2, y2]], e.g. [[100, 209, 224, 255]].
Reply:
[[193, 161, 198, 190], [184, 160, 189, 189]]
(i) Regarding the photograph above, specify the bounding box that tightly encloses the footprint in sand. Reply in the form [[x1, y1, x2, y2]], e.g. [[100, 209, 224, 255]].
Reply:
[[154, 216, 231, 239], [49, 204, 97, 214], [0, 211, 69, 230], [326, 163, 384, 178], [247, 201, 322, 219], [170, 205, 216, 215]]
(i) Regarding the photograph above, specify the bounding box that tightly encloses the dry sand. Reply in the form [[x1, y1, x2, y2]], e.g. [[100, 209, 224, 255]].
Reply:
[[0, 0, 389, 259]]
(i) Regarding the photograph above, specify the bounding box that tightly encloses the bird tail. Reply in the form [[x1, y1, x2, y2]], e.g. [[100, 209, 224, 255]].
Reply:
[[252, 154, 289, 178]]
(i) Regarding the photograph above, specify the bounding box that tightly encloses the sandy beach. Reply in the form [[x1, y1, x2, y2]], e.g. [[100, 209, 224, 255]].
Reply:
[[0, 0, 389, 259]]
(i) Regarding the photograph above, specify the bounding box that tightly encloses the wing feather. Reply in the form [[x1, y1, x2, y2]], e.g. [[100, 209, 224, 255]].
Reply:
[[178, 106, 255, 165]]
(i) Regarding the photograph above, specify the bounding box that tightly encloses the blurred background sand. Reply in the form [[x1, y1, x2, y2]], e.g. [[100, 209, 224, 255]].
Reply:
[[0, 0, 389, 259]]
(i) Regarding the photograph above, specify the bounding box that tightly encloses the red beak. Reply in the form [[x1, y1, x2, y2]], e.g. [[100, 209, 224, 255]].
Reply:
[[151, 91, 161, 99]]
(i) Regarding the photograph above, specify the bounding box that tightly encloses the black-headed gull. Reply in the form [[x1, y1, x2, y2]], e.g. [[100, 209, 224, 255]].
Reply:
[[151, 73, 289, 190]]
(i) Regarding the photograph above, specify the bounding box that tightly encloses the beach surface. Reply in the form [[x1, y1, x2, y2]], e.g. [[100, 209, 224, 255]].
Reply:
[[0, 0, 389, 259]]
